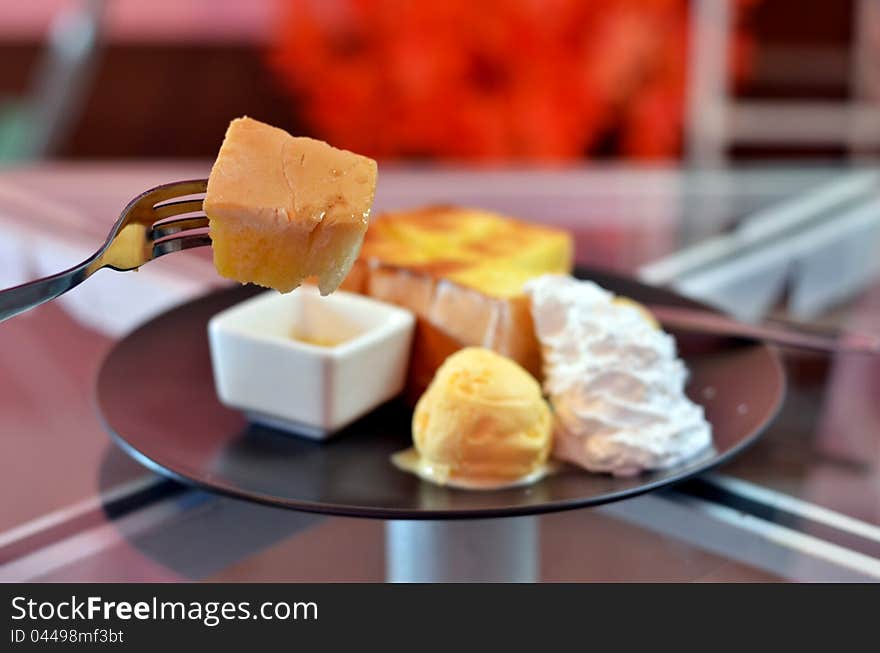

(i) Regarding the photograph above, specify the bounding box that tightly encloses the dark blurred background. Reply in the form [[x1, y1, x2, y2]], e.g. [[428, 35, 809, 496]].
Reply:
[[1, 0, 877, 163]]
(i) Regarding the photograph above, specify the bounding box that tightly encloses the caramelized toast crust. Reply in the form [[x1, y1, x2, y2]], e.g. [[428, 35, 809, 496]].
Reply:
[[342, 206, 573, 398]]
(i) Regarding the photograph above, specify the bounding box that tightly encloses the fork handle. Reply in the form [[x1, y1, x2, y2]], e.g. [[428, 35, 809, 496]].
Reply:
[[0, 257, 99, 323], [649, 305, 880, 355]]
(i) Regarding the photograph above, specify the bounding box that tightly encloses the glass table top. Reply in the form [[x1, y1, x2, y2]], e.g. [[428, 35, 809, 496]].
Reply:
[[1, 162, 878, 582]]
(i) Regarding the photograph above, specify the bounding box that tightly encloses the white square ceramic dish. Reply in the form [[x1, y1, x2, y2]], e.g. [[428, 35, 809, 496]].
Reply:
[[208, 286, 415, 440]]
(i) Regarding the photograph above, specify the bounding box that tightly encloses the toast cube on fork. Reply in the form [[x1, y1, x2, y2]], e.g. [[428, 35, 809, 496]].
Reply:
[[204, 117, 378, 294]]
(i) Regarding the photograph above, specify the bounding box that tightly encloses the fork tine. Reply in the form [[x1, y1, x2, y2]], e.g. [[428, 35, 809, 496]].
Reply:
[[153, 198, 205, 219], [152, 233, 212, 259], [126, 179, 208, 214], [150, 215, 209, 239]]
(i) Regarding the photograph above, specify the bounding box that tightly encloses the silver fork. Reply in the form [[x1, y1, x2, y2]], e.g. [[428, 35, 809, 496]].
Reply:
[[0, 179, 209, 323], [649, 304, 880, 355]]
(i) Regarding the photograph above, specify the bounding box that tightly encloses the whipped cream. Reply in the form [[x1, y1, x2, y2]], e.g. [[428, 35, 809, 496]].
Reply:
[[525, 275, 712, 477]]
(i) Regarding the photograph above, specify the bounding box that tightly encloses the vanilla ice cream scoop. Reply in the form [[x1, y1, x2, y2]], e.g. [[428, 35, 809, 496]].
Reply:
[[393, 347, 553, 489], [525, 275, 712, 477]]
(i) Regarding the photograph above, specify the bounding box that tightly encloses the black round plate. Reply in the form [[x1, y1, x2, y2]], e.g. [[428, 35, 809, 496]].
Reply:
[[96, 269, 785, 519]]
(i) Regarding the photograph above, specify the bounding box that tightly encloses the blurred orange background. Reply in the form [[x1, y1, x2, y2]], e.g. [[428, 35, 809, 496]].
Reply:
[[1, 0, 873, 161]]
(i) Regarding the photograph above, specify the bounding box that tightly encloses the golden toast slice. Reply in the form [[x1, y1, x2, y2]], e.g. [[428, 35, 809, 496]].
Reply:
[[205, 117, 377, 294], [342, 206, 573, 397]]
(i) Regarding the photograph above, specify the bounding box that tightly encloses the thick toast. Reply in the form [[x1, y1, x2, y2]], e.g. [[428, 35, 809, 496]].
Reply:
[[342, 206, 573, 398]]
